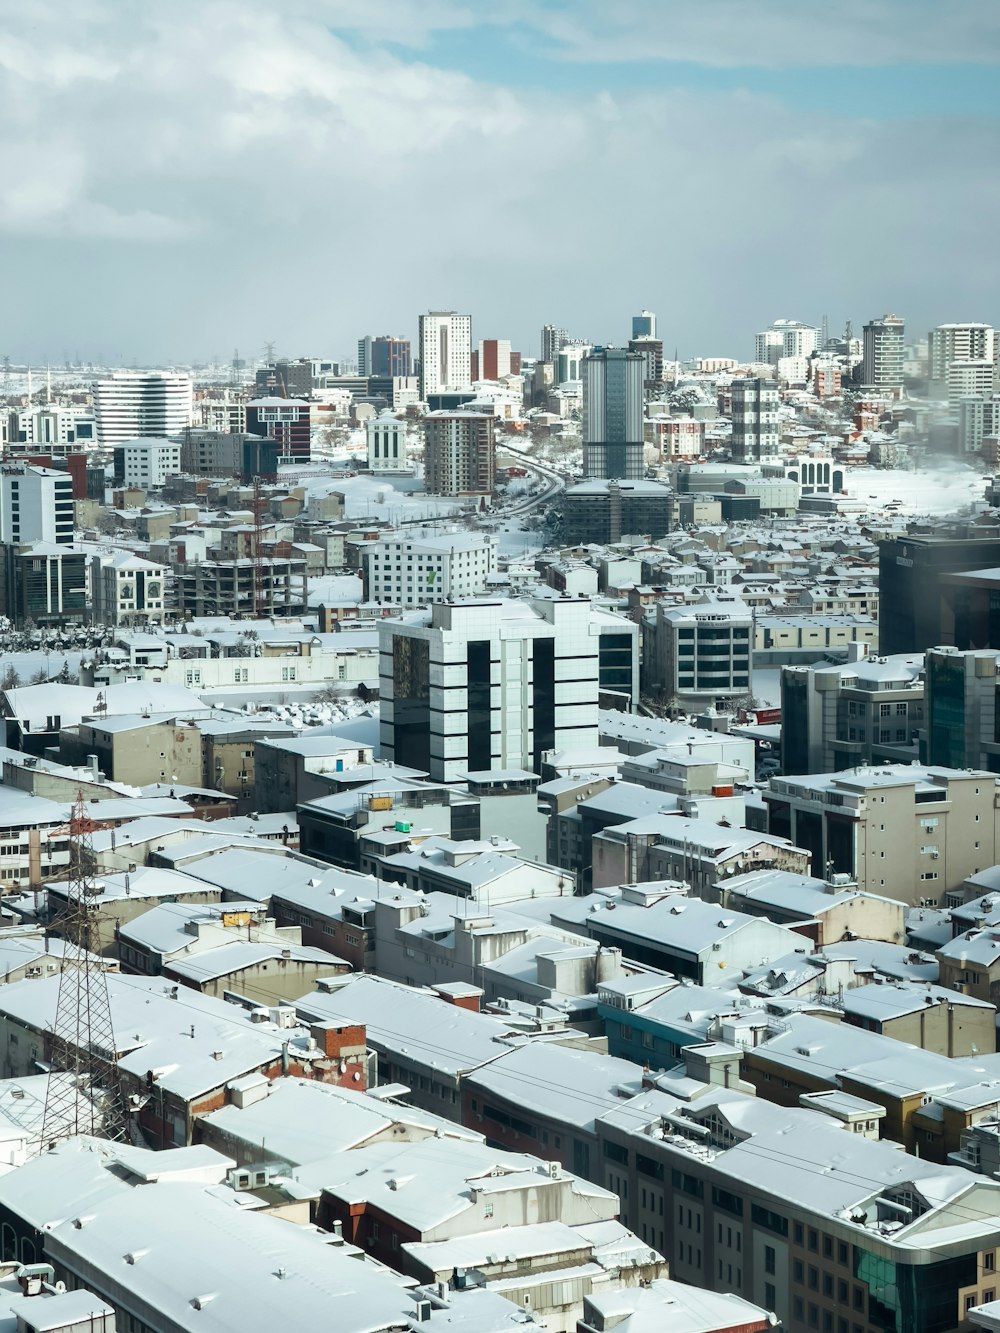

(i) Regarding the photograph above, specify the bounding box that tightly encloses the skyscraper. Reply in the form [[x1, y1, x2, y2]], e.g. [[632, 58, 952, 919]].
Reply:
[[93, 371, 193, 444], [928, 323, 996, 399], [418, 312, 472, 397], [862, 315, 906, 389], [582, 348, 645, 481], [730, 378, 780, 462], [632, 310, 656, 339]]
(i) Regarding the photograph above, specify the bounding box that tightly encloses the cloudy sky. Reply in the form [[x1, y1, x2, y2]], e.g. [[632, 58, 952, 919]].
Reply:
[[3, 0, 999, 366]]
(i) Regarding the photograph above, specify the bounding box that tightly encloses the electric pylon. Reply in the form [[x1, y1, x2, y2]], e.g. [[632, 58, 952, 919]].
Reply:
[[41, 797, 128, 1148]]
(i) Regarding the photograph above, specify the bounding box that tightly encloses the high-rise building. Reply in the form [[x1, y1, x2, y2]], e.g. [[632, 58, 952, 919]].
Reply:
[[878, 533, 1000, 655], [755, 320, 817, 365], [557, 343, 592, 383], [254, 359, 313, 397], [0, 464, 75, 546], [418, 312, 472, 397], [582, 347, 645, 480], [379, 597, 603, 780], [928, 323, 996, 397], [93, 371, 193, 445], [960, 394, 1000, 454], [541, 325, 569, 362], [631, 310, 656, 339], [862, 314, 906, 389], [358, 336, 412, 378], [424, 410, 495, 496], [731, 377, 780, 462], [947, 360, 997, 406], [245, 397, 311, 461], [628, 337, 664, 389]]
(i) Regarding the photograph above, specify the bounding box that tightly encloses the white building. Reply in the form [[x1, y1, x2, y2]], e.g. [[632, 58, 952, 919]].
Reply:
[[12, 405, 96, 452], [380, 597, 603, 781], [418, 311, 472, 397], [929, 322, 996, 395], [730, 377, 780, 461], [365, 533, 497, 606], [947, 359, 997, 405], [755, 319, 818, 364], [960, 394, 1000, 454], [114, 438, 182, 489], [365, 410, 407, 472], [92, 551, 167, 626], [862, 314, 905, 389], [644, 593, 753, 707], [94, 371, 193, 444], [557, 343, 592, 383], [0, 465, 74, 546]]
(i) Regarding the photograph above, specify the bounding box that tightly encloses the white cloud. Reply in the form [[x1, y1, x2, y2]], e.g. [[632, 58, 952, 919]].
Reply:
[[0, 0, 997, 361]]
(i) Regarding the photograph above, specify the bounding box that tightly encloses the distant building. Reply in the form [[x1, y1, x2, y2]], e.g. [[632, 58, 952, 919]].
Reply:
[[582, 348, 645, 480], [424, 411, 495, 496], [730, 377, 780, 462], [755, 319, 817, 364], [245, 397, 311, 462], [540, 324, 569, 362], [254, 359, 313, 397], [92, 552, 167, 627], [94, 370, 192, 444], [112, 437, 182, 489], [929, 323, 996, 396], [631, 310, 656, 339], [862, 314, 905, 389], [471, 339, 512, 381], [365, 410, 407, 472], [559, 479, 672, 544], [357, 336, 411, 378], [959, 394, 1000, 454], [418, 312, 472, 397]]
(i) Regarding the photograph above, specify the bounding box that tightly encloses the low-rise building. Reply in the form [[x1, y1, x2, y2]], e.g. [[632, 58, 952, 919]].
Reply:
[[363, 532, 498, 606]]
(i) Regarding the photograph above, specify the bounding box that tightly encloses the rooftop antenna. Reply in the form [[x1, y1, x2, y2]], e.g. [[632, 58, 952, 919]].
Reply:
[[821, 314, 829, 351], [41, 795, 129, 1149]]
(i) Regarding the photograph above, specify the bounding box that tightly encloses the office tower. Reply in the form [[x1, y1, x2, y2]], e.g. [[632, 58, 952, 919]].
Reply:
[[245, 397, 311, 461], [541, 325, 569, 362], [582, 347, 645, 480], [471, 339, 512, 382], [358, 336, 412, 378], [418, 312, 472, 397], [93, 371, 193, 445], [379, 597, 602, 780], [878, 533, 1000, 654], [0, 465, 75, 545], [254, 359, 313, 397], [644, 593, 752, 708], [862, 314, 905, 389], [928, 323, 996, 397], [365, 410, 407, 472], [632, 310, 656, 339], [424, 410, 495, 496], [755, 320, 818, 365], [730, 377, 780, 462]]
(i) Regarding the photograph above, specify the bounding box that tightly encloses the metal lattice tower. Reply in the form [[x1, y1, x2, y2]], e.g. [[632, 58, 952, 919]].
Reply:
[[41, 798, 128, 1149]]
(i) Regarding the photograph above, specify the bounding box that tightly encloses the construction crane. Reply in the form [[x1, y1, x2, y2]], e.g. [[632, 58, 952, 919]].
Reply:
[[40, 796, 129, 1150]]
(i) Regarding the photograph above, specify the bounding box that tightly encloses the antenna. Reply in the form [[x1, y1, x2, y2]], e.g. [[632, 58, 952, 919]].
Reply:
[[41, 796, 128, 1149], [263, 341, 277, 365]]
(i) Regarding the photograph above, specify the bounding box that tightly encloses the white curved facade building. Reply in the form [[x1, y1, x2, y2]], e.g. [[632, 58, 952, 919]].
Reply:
[[94, 371, 193, 444]]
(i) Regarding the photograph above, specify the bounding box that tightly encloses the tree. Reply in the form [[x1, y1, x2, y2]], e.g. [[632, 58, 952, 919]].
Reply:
[[1, 666, 21, 691], [30, 667, 49, 684], [55, 659, 74, 684]]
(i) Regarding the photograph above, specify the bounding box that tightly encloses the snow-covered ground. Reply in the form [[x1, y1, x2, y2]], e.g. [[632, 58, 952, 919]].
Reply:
[[842, 463, 984, 517]]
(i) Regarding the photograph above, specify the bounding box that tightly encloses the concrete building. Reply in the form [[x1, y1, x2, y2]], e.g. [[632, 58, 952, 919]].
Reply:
[[424, 411, 495, 496], [558, 480, 672, 545], [172, 558, 308, 618], [582, 348, 645, 480], [929, 322, 996, 397], [755, 319, 818, 365], [91, 551, 167, 626], [93, 370, 193, 444], [365, 410, 406, 472], [643, 594, 752, 709], [364, 532, 497, 606], [862, 314, 905, 389], [245, 396, 311, 462], [418, 311, 472, 397], [780, 648, 924, 774], [730, 378, 780, 462], [0, 465, 74, 546], [764, 764, 999, 904], [112, 438, 181, 489], [379, 598, 603, 781]]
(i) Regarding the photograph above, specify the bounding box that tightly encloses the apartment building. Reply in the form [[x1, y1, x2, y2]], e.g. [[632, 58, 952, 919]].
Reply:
[[764, 765, 999, 904], [364, 532, 497, 606]]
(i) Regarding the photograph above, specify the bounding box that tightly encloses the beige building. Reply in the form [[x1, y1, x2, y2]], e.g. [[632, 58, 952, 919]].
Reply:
[[60, 716, 203, 787], [764, 765, 1000, 905], [840, 981, 996, 1057]]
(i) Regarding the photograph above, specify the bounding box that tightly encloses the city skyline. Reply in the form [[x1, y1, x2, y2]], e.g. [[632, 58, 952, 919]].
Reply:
[[2, 1, 999, 363]]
